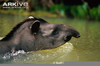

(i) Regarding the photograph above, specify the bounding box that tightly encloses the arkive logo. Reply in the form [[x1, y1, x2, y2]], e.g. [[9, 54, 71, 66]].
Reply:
[[2, 1, 28, 9]]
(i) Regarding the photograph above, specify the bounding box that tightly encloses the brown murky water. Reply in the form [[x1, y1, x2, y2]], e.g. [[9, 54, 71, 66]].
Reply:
[[0, 14, 100, 64]]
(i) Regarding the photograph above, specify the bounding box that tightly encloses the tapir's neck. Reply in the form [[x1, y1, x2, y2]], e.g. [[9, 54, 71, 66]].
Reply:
[[0, 40, 17, 54], [0, 27, 40, 53], [0, 28, 25, 52]]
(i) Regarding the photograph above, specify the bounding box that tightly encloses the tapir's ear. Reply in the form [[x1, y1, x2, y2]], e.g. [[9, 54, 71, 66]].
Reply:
[[30, 20, 40, 33]]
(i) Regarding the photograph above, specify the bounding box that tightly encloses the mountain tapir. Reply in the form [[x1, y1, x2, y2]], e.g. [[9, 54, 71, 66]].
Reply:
[[0, 16, 80, 55]]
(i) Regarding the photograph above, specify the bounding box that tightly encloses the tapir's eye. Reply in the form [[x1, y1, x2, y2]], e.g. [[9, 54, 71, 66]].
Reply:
[[55, 31, 59, 35], [52, 30, 59, 35]]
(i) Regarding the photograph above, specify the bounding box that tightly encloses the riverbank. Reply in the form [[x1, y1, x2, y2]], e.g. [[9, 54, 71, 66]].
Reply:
[[0, 9, 58, 17]]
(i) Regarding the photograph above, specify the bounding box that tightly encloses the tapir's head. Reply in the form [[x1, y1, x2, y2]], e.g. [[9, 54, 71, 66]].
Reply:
[[1, 16, 80, 51], [27, 16, 80, 49]]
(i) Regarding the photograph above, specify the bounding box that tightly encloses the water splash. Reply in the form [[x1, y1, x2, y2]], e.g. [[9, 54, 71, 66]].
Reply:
[[0, 50, 27, 63], [0, 42, 78, 64]]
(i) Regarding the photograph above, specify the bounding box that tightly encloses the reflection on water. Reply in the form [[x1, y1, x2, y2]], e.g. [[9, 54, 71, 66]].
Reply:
[[0, 14, 100, 64]]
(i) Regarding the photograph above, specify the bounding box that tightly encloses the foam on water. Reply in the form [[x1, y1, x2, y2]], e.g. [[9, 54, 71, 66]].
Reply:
[[0, 50, 27, 63], [11, 50, 26, 56], [0, 37, 3, 40]]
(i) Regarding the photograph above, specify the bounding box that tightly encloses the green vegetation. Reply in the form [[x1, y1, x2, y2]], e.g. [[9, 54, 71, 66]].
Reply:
[[0, 0, 100, 21], [50, 4, 65, 16], [89, 5, 100, 20], [70, 2, 88, 18], [50, 2, 100, 20]]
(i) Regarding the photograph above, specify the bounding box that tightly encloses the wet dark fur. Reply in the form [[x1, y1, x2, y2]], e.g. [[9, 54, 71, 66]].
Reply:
[[0, 17, 80, 55]]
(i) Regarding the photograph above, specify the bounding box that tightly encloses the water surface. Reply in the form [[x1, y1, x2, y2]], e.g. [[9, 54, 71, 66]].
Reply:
[[0, 14, 100, 64]]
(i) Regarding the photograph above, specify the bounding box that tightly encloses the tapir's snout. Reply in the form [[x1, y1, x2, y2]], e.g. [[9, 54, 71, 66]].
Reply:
[[64, 25, 81, 42], [76, 34, 81, 38], [72, 29, 81, 38]]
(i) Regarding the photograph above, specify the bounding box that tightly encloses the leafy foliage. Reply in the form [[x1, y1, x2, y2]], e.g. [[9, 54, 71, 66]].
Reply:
[[89, 5, 100, 20], [50, 4, 65, 16], [49, 2, 100, 20], [70, 2, 88, 18]]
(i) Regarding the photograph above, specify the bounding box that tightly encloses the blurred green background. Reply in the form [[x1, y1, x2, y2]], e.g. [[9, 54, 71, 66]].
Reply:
[[0, 0, 100, 21]]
